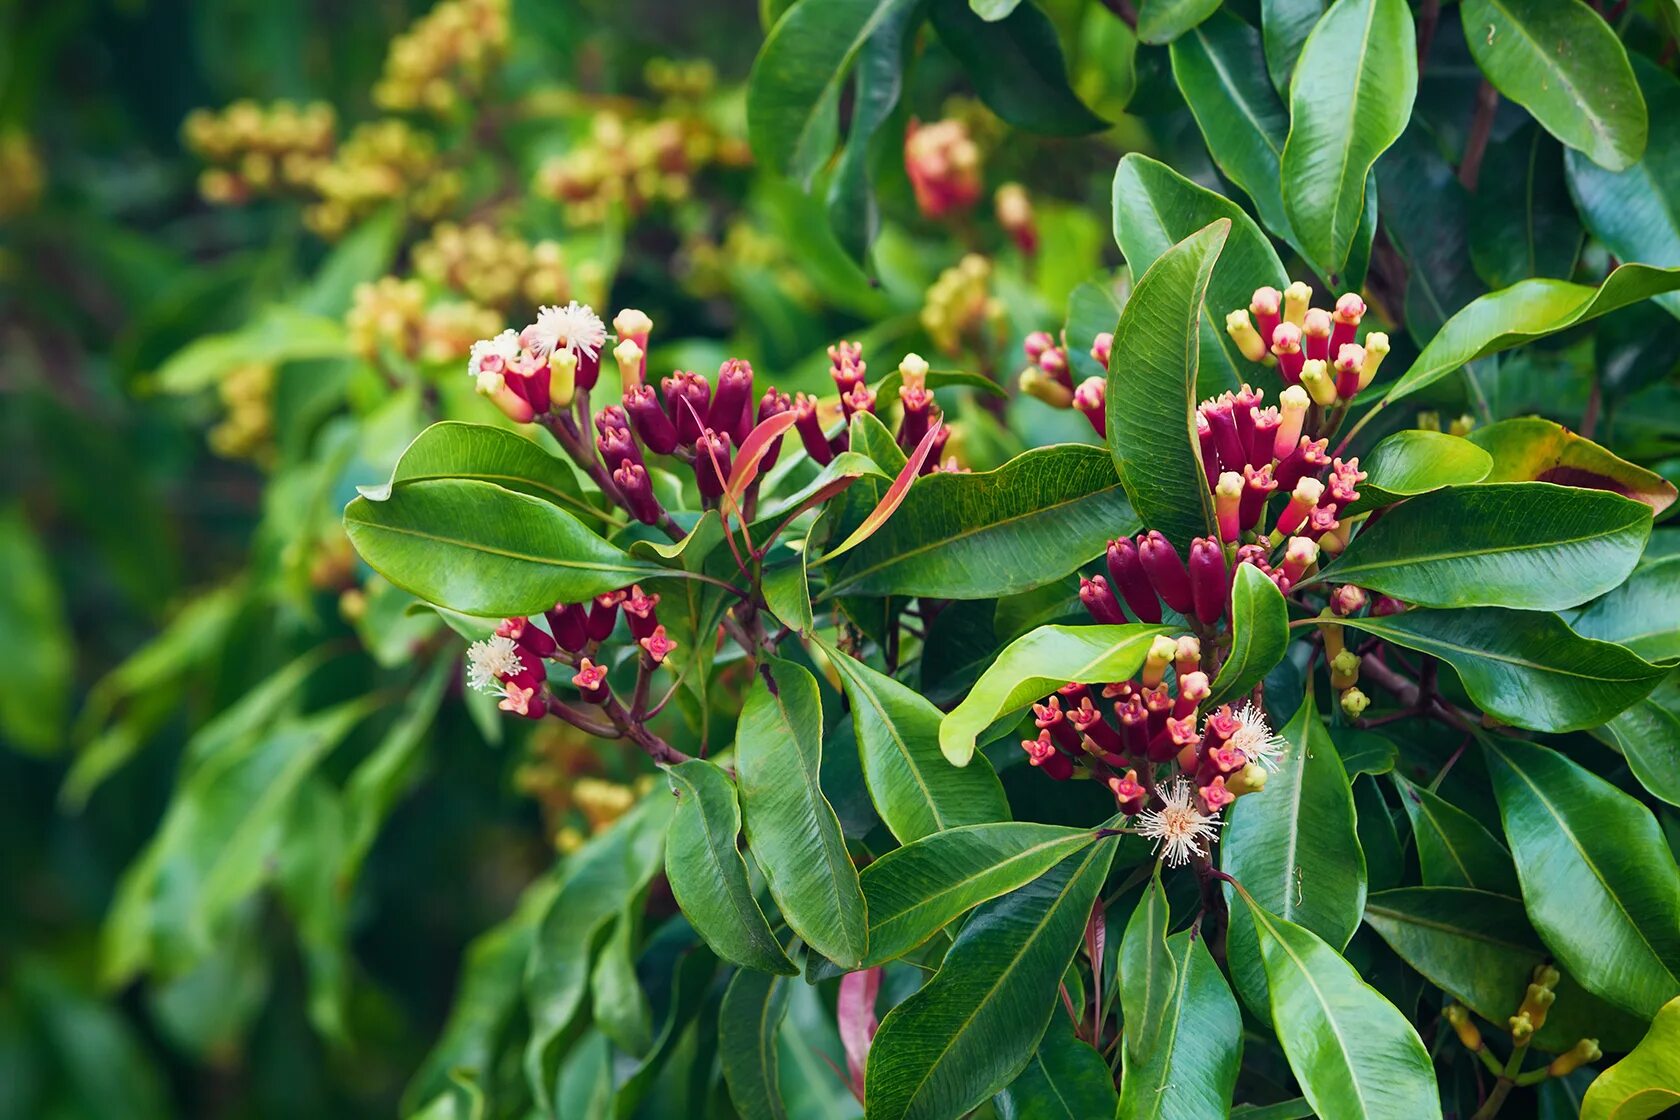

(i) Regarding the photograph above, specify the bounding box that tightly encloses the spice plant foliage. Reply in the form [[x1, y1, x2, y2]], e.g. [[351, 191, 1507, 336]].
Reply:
[[8, 0, 1680, 1117]]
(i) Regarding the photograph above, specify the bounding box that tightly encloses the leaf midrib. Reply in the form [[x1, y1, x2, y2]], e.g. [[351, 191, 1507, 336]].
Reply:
[[346, 516, 643, 574], [1351, 620, 1653, 685], [1476, 0, 1624, 156]]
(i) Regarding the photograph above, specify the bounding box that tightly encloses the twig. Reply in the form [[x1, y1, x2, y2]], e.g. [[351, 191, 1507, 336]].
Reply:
[[1459, 81, 1500, 191]]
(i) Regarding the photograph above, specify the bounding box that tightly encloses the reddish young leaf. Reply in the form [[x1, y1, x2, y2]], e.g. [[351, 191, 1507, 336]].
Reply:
[[726, 409, 799, 503], [821, 419, 943, 562], [837, 966, 882, 1103]]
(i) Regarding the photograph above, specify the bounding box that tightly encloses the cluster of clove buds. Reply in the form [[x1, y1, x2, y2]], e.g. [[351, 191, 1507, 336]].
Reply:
[[1022, 634, 1282, 865], [903, 117, 982, 220], [465, 586, 674, 720], [791, 345, 951, 471], [1224, 281, 1389, 409], [1017, 328, 1112, 437]]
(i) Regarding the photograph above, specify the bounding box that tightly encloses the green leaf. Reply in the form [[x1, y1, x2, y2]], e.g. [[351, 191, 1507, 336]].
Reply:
[[995, 1020, 1119, 1120], [939, 623, 1174, 765], [1564, 57, 1680, 319], [824, 444, 1138, 599], [1111, 156, 1288, 396], [860, 822, 1100, 967], [719, 969, 792, 1120], [823, 643, 1009, 844], [0, 506, 73, 754], [1468, 124, 1584, 288], [1169, 11, 1296, 245], [863, 838, 1117, 1120], [1582, 995, 1680, 1120], [298, 205, 404, 316], [826, 1, 918, 259], [1391, 775, 1518, 894], [1460, 0, 1646, 172], [1117, 929, 1243, 1120], [1207, 564, 1289, 709], [1569, 557, 1680, 663], [1384, 265, 1680, 404], [664, 760, 798, 975], [1238, 894, 1443, 1120], [1334, 728, 1398, 777], [1107, 218, 1229, 548], [523, 794, 673, 1112], [1596, 688, 1680, 808], [761, 540, 815, 634], [736, 659, 869, 969], [358, 421, 607, 525], [1260, 0, 1325, 95], [343, 479, 666, 618], [1363, 887, 1645, 1054], [590, 904, 653, 1055], [1317, 483, 1653, 611], [1467, 417, 1678, 516], [149, 304, 348, 394], [1483, 737, 1680, 1019], [1222, 695, 1366, 1021], [1340, 609, 1672, 733], [1280, 0, 1416, 277], [747, 0, 917, 184], [1137, 0, 1221, 44], [927, 0, 1105, 136], [1119, 873, 1175, 1068], [1348, 430, 1493, 512]]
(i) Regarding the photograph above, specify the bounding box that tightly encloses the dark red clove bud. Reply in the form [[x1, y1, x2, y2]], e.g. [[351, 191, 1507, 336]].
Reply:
[[662, 370, 712, 445], [710, 358, 755, 445], [613, 461, 663, 525], [1022, 731, 1075, 780], [1079, 575, 1127, 625], [623, 585, 661, 639], [694, 428, 733, 500], [792, 392, 834, 465], [545, 602, 589, 652], [587, 590, 626, 642], [623, 384, 679, 455], [1189, 537, 1229, 625], [1106, 537, 1163, 623], [1138, 531, 1194, 615]]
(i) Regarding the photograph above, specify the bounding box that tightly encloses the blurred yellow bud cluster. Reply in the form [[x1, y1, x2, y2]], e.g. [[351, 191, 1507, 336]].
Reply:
[[515, 723, 655, 851], [373, 0, 510, 114], [534, 96, 748, 226], [305, 120, 459, 237], [921, 254, 1004, 356], [0, 132, 43, 220], [207, 362, 276, 464], [680, 220, 818, 306], [643, 58, 717, 102], [183, 100, 336, 205], [412, 222, 573, 310], [346, 277, 501, 364]]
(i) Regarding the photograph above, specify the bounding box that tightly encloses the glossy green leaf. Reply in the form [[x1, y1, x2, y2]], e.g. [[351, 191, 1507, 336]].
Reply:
[[863, 838, 1117, 1120], [747, 0, 916, 184], [824, 444, 1138, 600], [1353, 775, 1404, 891], [1384, 265, 1680, 403], [1280, 0, 1416, 277], [664, 760, 797, 975], [0, 506, 73, 754], [939, 623, 1173, 765], [824, 644, 1009, 844], [995, 1020, 1118, 1120], [1239, 895, 1442, 1120], [1468, 417, 1678, 516], [736, 659, 869, 969], [761, 539, 815, 634], [1565, 57, 1680, 319], [1318, 483, 1652, 611], [1363, 887, 1644, 1054], [1391, 775, 1518, 894], [1484, 737, 1680, 1018], [1334, 727, 1398, 777], [1460, 0, 1646, 172], [590, 903, 653, 1055], [1111, 156, 1288, 395], [150, 304, 348, 394], [1596, 687, 1680, 808], [1341, 609, 1672, 733], [927, 0, 1105, 136], [1260, 0, 1324, 95], [1119, 874, 1175, 1067], [1137, 0, 1220, 44], [1169, 12, 1295, 248], [1569, 557, 1680, 662], [1222, 694, 1366, 1020], [1207, 564, 1289, 709], [1468, 124, 1584, 288], [358, 421, 606, 523], [1117, 929, 1243, 1120], [719, 968, 792, 1120], [1581, 994, 1680, 1120], [344, 479, 666, 617], [1107, 218, 1228, 548], [826, 1, 917, 259], [1349, 430, 1493, 511], [523, 793, 673, 1112], [860, 822, 1099, 967]]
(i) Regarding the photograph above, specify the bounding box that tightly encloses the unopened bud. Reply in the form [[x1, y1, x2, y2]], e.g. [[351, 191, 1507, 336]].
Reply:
[[1330, 648, 1360, 690], [1449, 414, 1476, 438], [1215, 471, 1244, 543], [1024, 330, 1055, 364], [1143, 634, 1178, 689], [1300, 358, 1338, 407], [550, 349, 579, 408], [1445, 1005, 1483, 1052], [613, 308, 652, 353], [1225, 309, 1269, 364], [1273, 385, 1310, 460], [1090, 331, 1113, 370], [1509, 1011, 1534, 1043], [1283, 281, 1312, 327], [1277, 476, 1324, 537], [1331, 292, 1365, 353], [1072, 376, 1106, 437], [1226, 762, 1268, 796], [1189, 537, 1229, 625], [1271, 321, 1304, 385], [614, 338, 645, 390], [1302, 307, 1333, 362], [1358, 332, 1389, 390], [1334, 343, 1366, 400], [1330, 585, 1367, 616], [1174, 635, 1201, 677], [1546, 1039, 1601, 1078], [1340, 687, 1370, 720], [898, 351, 929, 385], [1020, 367, 1073, 408], [1250, 286, 1282, 347], [1138, 531, 1195, 615], [476, 371, 535, 423]]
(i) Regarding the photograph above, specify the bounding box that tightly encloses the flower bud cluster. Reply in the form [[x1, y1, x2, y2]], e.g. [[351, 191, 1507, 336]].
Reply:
[[1224, 282, 1388, 407], [679, 220, 820, 305], [1195, 380, 1368, 591], [904, 118, 982, 220], [208, 362, 277, 464], [465, 586, 677, 720], [413, 222, 574, 310], [792, 344, 950, 472], [920, 254, 1002, 357], [1017, 328, 1111, 437], [994, 183, 1037, 255], [0, 131, 43, 219], [643, 58, 718, 101], [372, 0, 509, 115], [1021, 635, 1282, 865], [305, 120, 460, 237], [184, 100, 337, 205], [348, 277, 502, 364], [534, 107, 746, 227]]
